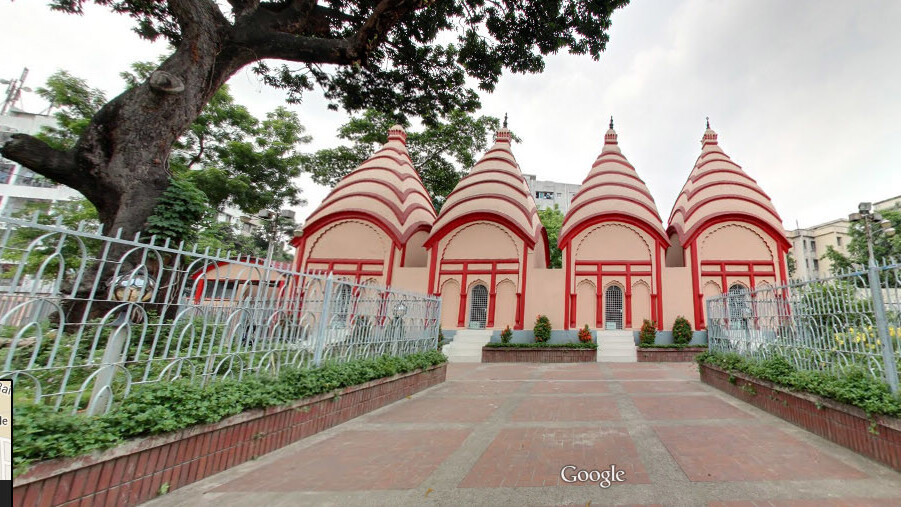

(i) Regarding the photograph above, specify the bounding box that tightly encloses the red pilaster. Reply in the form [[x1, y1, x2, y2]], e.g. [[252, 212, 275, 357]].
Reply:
[[563, 244, 571, 330], [690, 240, 703, 330], [427, 246, 438, 295], [516, 243, 529, 330]]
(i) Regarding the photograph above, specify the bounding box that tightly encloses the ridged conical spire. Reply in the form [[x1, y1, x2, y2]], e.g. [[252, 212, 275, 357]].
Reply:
[[428, 128, 544, 245], [560, 123, 666, 246], [667, 123, 785, 243], [304, 125, 436, 243]]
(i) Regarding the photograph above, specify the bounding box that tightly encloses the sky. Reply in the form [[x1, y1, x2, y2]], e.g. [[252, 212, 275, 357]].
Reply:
[[2, 0, 900, 230]]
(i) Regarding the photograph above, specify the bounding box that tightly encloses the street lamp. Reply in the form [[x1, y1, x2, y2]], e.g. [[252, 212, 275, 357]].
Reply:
[[849, 203, 899, 392]]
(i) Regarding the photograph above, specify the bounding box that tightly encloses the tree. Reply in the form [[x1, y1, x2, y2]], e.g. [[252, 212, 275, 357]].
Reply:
[[1, 0, 628, 239], [787, 252, 797, 278], [823, 209, 901, 274], [538, 204, 564, 269], [303, 109, 505, 210]]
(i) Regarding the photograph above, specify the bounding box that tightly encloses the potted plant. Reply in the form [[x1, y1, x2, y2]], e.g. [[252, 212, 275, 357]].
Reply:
[[578, 324, 592, 343]]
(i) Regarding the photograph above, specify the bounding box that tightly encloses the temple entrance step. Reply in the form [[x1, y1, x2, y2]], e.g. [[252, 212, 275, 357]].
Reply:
[[595, 330, 637, 362], [443, 329, 491, 363]]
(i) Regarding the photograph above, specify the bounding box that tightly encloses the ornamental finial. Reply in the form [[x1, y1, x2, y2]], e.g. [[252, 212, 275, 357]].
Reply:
[[609, 116, 614, 129], [706, 116, 710, 129], [503, 113, 508, 129]]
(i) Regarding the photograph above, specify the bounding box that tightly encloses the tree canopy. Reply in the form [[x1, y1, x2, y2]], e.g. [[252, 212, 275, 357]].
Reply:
[[3, 0, 628, 239], [303, 109, 509, 210], [823, 209, 901, 273], [538, 204, 564, 269]]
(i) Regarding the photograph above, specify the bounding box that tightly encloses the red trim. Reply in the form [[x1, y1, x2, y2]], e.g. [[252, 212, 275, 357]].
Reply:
[[668, 212, 791, 251], [386, 246, 396, 286], [572, 260, 652, 329], [580, 168, 645, 187], [438, 193, 537, 229], [303, 210, 421, 248], [590, 157, 636, 171], [427, 246, 438, 295], [330, 178, 435, 209], [293, 236, 307, 272], [559, 213, 669, 249], [570, 181, 654, 203], [451, 177, 529, 198], [303, 258, 385, 283], [517, 242, 528, 330], [308, 192, 434, 227], [400, 242, 407, 268], [690, 240, 703, 330], [684, 179, 770, 201], [563, 195, 662, 224], [425, 212, 539, 249], [564, 243, 571, 330], [655, 243, 663, 330], [778, 245, 788, 284], [458, 168, 523, 184], [671, 194, 782, 224]]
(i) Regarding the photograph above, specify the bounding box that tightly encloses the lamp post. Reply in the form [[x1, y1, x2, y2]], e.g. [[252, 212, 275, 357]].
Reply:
[[849, 202, 898, 393]]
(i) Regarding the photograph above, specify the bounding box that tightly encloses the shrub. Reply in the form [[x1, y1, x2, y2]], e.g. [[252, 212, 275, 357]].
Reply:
[[500, 325, 513, 344], [486, 342, 596, 349], [672, 316, 692, 345], [437, 326, 445, 351], [578, 324, 592, 343], [639, 319, 656, 346], [533, 315, 552, 343]]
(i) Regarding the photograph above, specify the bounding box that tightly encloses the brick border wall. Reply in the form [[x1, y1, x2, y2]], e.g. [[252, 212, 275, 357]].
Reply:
[[637, 347, 708, 362], [12, 363, 447, 507], [481, 347, 596, 363], [700, 363, 901, 471]]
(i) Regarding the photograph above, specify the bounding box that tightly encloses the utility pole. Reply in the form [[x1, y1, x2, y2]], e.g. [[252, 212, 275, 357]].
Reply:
[[1, 68, 31, 115]]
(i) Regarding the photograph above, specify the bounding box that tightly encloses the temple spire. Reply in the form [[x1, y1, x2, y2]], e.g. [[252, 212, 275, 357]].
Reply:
[[503, 113, 508, 128], [609, 116, 614, 129], [706, 116, 710, 129]]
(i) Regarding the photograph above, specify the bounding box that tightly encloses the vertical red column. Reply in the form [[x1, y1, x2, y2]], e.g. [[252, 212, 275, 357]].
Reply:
[[427, 247, 438, 295], [487, 261, 497, 328], [656, 244, 664, 331], [517, 244, 529, 330], [690, 240, 704, 330], [563, 244, 571, 330], [624, 264, 633, 328]]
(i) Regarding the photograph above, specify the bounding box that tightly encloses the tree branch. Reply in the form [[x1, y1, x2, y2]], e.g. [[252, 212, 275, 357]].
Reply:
[[0, 134, 83, 188], [227, 0, 261, 19], [167, 0, 230, 41]]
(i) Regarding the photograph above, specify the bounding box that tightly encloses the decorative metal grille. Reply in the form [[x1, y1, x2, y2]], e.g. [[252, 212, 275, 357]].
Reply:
[[604, 285, 623, 329], [468, 285, 488, 329], [706, 260, 901, 392], [0, 214, 441, 415]]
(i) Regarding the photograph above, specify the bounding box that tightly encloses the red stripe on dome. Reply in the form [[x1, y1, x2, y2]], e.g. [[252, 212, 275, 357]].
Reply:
[[459, 168, 527, 185], [667, 212, 790, 251], [684, 179, 771, 201], [437, 193, 538, 231], [450, 177, 530, 198], [562, 195, 663, 229], [590, 157, 636, 171], [424, 211, 540, 249], [338, 165, 424, 186], [671, 194, 782, 224], [696, 156, 742, 170], [304, 210, 434, 248], [471, 155, 520, 170], [307, 192, 435, 230], [580, 169, 646, 187], [691, 168, 758, 185], [330, 178, 436, 215], [558, 212, 670, 250], [570, 181, 655, 203]]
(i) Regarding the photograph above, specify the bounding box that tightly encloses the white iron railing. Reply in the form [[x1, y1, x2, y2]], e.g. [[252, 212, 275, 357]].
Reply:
[[0, 214, 441, 415], [706, 260, 901, 392]]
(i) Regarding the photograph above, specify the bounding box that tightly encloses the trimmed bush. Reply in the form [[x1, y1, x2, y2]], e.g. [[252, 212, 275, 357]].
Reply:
[[639, 319, 656, 346], [485, 342, 596, 349], [578, 324, 592, 343], [13, 351, 447, 477], [533, 315, 551, 343], [500, 325, 513, 344], [672, 316, 692, 345]]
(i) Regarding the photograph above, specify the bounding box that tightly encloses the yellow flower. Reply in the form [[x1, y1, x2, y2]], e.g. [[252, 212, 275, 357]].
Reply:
[[831, 347, 837, 352], [891, 327, 896, 338], [868, 325, 873, 331], [876, 340, 882, 346], [855, 336, 861, 343], [868, 343, 876, 350], [849, 327, 855, 333], [838, 339, 845, 346]]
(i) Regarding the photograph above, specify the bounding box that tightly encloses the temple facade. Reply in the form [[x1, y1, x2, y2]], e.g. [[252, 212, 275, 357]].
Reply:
[[292, 121, 789, 333]]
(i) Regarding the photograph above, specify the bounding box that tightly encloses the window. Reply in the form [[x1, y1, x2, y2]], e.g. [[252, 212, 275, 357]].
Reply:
[[813, 259, 819, 271], [810, 241, 816, 253], [556, 192, 562, 197], [203, 280, 240, 299], [535, 191, 553, 200], [0, 163, 13, 184], [806, 259, 810, 268], [803, 240, 807, 251], [837, 237, 842, 246]]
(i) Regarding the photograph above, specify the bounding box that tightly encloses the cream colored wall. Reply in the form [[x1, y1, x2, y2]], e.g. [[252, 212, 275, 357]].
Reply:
[[404, 230, 429, 267], [494, 279, 518, 329], [305, 220, 390, 263], [660, 265, 693, 329], [631, 280, 651, 326], [439, 278, 460, 329], [524, 268, 565, 329], [391, 266, 428, 293], [575, 279, 596, 328]]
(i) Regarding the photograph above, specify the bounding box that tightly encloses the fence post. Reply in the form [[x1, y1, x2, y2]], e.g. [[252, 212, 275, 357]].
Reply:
[[313, 274, 334, 366], [868, 263, 899, 393], [88, 312, 129, 415]]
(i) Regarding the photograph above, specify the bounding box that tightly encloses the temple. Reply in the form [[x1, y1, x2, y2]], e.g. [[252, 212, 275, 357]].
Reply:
[[292, 120, 789, 334]]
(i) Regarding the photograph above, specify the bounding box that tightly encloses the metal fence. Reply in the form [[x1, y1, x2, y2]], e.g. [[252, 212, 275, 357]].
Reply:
[[0, 214, 441, 415], [706, 259, 901, 392]]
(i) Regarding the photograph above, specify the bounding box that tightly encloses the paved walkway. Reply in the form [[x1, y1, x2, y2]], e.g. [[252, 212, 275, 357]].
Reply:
[[146, 362, 901, 506]]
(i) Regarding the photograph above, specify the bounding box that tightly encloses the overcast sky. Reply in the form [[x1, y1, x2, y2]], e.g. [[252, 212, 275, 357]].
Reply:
[[2, 0, 900, 229]]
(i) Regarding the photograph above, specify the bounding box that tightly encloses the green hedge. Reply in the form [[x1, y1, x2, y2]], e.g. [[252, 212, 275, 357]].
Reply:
[[485, 342, 597, 349], [14, 351, 446, 477], [696, 351, 901, 417], [638, 343, 707, 349]]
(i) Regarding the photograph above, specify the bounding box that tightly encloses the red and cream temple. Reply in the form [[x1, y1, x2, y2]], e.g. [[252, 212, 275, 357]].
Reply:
[[290, 121, 789, 333]]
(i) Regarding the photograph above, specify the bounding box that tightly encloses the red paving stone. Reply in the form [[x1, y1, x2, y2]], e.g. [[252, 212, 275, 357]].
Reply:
[[530, 380, 611, 394], [609, 368, 686, 380], [431, 380, 525, 395], [620, 381, 705, 394], [465, 365, 539, 380], [710, 500, 901, 507], [367, 396, 501, 423], [632, 395, 752, 420], [510, 396, 620, 422], [541, 368, 608, 380], [211, 429, 470, 492], [460, 427, 650, 488], [655, 424, 868, 482]]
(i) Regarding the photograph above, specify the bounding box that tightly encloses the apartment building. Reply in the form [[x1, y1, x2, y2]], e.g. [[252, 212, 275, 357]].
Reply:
[[522, 173, 581, 213]]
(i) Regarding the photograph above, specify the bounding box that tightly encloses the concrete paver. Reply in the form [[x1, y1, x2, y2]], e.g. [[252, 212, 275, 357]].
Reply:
[[145, 362, 901, 507]]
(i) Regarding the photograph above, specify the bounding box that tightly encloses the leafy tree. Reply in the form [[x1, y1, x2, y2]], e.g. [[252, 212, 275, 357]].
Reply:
[[145, 178, 213, 245], [1, 0, 628, 238], [786, 252, 797, 278], [538, 204, 564, 269], [823, 209, 901, 274], [303, 109, 506, 211], [33, 71, 107, 151]]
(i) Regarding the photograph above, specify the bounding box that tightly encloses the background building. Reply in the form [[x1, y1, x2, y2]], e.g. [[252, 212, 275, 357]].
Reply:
[[522, 173, 580, 213]]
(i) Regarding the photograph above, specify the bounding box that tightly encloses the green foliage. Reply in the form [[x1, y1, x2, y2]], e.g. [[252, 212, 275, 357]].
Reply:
[[786, 253, 797, 278], [538, 205, 564, 268], [13, 351, 447, 476], [823, 209, 901, 275], [145, 178, 213, 244], [486, 342, 596, 349], [302, 109, 507, 211], [533, 315, 552, 343], [437, 327, 445, 351], [637, 343, 707, 349], [639, 319, 656, 346], [578, 324, 592, 343], [34, 70, 107, 150], [696, 351, 901, 417], [500, 325, 513, 344], [672, 316, 692, 345]]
